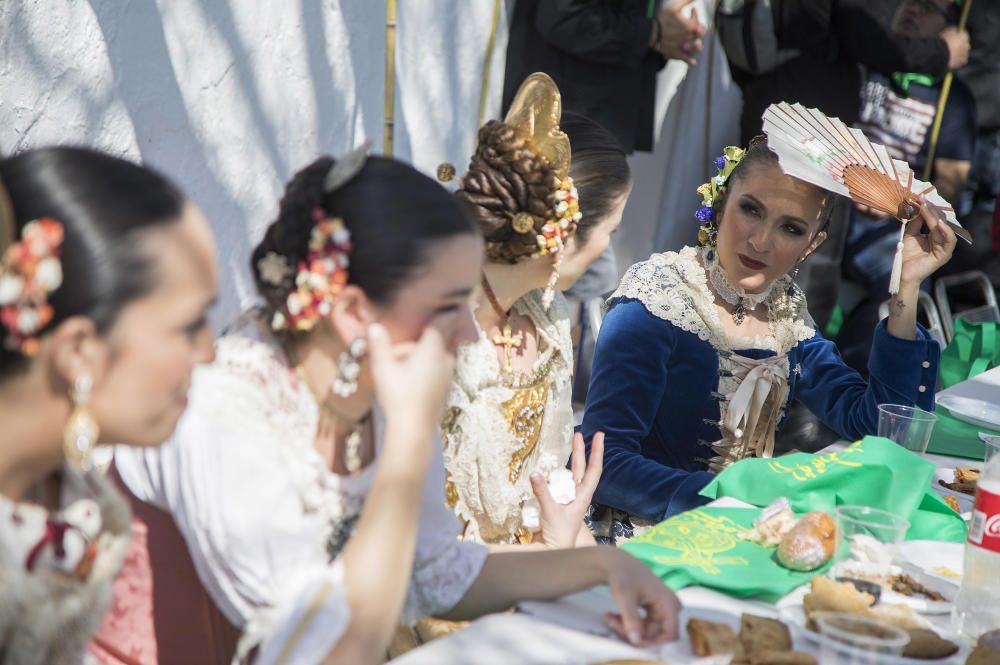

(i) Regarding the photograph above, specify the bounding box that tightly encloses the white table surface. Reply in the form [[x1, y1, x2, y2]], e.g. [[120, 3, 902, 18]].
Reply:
[[395, 417, 988, 663]]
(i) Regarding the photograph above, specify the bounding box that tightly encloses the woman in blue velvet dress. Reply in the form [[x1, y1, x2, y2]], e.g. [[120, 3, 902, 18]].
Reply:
[[581, 138, 958, 543]]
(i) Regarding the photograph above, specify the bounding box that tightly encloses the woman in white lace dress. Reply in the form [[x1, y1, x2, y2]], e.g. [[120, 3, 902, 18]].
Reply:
[[0, 147, 218, 665], [103, 150, 681, 665], [443, 73, 633, 547]]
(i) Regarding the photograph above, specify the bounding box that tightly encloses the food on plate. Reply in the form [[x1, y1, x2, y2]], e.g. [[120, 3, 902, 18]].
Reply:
[[931, 566, 961, 580], [944, 495, 962, 513], [939, 467, 980, 496], [803, 577, 874, 617], [889, 573, 947, 602], [776, 512, 836, 572], [739, 498, 798, 547], [740, 613, 793, 656], [866, 602, 926, 630], [901, 628, 960, 660], [748, 650, 817, 665], [966, 628, 1000, 664], [687, 618, 745, 660]]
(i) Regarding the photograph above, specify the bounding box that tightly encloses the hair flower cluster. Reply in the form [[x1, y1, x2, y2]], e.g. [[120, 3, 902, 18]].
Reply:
[[536, 177, 581, 256], [270, 208, 352, 332], [0, 218, 65, 356], [695, 145, 746, 247]]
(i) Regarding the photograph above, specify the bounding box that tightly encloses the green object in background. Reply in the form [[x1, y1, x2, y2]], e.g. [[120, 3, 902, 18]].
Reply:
[[825, 303, 844, 339], [621, 506, 828, 602], [939, 318, 1000, 389], [699, 437, 967, 543], [926, 405, 995, 459]]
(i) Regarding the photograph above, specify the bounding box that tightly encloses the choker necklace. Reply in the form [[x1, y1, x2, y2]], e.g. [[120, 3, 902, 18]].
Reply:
[[481, 274, 523, 375], [295, 365, 370, 473], [702, 247, 773, 325]]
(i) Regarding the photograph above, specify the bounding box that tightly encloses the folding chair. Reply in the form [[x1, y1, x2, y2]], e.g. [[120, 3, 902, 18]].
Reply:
[[934, 270, 1000, 342]]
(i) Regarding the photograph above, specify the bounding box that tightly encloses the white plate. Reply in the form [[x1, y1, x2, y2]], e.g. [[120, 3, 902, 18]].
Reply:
[[896, 541, 964, 585], [937, 395, 1000, 430], [777, 603, 967, 664]]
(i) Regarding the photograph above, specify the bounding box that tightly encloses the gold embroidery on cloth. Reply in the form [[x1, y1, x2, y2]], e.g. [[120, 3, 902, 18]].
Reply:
[[504, 379, 550, 483], [633, 510, 748, 575]]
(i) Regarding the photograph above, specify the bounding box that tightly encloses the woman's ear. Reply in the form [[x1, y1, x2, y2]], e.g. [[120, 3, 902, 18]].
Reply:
[[327, 285, 375, 345], [47, 316, 107, 390]]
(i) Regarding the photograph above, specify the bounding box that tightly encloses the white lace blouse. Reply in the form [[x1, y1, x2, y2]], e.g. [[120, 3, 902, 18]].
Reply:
[[114, 334, 488, 665]]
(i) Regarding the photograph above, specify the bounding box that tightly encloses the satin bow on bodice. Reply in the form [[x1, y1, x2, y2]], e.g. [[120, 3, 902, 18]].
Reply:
[[709, 353, 790, 472]]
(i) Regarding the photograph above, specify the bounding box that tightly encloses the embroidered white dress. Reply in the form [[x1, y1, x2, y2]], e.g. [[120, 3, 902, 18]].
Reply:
[[113, 334, 488, 665], [0, 470, 131, 665], [443, 289, 575, 544]]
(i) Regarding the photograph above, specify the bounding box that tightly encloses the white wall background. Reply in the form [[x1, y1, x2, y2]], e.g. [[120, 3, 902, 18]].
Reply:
[[1, 0, 740, 323], [1, 0, 511, 326]]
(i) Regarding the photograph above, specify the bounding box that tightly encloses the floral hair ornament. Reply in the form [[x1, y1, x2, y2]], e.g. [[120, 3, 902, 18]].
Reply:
[[0, 218, 65, 355], [695, 145, 746, 247], [267, 142, 371, 332], [504, 72, 581, 308]]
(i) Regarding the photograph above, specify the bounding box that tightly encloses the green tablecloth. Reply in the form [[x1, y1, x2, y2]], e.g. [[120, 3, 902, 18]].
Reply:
[[925, 405, 996, 460]]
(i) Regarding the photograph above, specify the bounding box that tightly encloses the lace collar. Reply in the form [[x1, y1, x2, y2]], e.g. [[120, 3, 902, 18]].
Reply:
[[609, 246, 815, 355]]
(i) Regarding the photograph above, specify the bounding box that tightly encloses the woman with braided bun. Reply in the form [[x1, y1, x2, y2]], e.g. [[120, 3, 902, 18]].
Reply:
[[443, 73, 632, 549], [102, 147, 680, 665]]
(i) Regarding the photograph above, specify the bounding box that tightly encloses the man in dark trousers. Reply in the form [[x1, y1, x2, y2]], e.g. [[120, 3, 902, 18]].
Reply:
[[503, 0, 705, 154]]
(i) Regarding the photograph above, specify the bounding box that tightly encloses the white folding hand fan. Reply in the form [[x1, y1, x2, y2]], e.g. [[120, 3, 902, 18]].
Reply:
[[762, 102, 972, 294]]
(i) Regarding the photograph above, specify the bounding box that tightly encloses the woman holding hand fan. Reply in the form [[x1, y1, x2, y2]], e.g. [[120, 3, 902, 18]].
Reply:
[[580, 103, 965, 544]]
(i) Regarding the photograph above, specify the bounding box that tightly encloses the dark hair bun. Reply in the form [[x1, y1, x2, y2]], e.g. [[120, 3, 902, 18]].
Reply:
[[458, 120, 559, 263]]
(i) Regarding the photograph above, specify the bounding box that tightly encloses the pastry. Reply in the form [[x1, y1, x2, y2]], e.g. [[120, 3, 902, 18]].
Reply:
[[803, 576, 874, 617], [901, 628, 960, 660], [749, 650, 818, 665], [740, 613, 792, 657], [739, 498, 798, 547], [940, 467, 980, 496], [966, 642, 1000, 665], [777, 512, 836, 572], [865, 603, 925, 630], [889, 573, 947, 602], [687, 618, 745, 660]]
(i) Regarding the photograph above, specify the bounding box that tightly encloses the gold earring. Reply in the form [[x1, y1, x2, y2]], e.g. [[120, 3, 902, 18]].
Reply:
[[63, 375, 98, 472]]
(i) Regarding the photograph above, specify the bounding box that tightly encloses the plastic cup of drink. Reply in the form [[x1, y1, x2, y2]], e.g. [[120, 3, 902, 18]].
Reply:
[[979, 432, 1000, 466], [817, 614, 909, 664], [877, 404, 938, 455], [830, 506, 910, 586]]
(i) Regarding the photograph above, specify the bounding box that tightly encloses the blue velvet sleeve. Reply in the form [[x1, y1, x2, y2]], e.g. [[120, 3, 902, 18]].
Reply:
[[795, 320, 940, 439], [581, 300, 715, 522]]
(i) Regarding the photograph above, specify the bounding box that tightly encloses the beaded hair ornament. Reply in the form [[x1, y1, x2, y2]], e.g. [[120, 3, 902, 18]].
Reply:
[[0, 176, 64, 356], [439, 72, 582, 308], [258, 143, 370, 332]]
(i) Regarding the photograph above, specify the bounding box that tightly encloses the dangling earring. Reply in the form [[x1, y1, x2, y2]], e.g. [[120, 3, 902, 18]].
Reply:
[[332, 336, 367, 398], [63, 375, 98, 472], [787, 264, 801, 298], [541, 251, 565, 310]]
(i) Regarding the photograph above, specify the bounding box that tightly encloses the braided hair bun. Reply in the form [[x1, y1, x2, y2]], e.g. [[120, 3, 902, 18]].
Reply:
[[457, 120, 561, 263]]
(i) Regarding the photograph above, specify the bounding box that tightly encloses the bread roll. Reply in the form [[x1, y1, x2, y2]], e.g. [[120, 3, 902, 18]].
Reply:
[[777, 512, 836, 572]]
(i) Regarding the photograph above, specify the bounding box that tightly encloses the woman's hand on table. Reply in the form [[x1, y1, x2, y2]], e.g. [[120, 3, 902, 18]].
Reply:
[[601, 547, 681, 647], [531, 432, 604, 550]]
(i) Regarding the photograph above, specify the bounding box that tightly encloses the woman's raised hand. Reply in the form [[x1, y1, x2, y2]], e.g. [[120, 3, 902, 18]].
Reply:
[[530, 432, 604, 550], [367, 321, 455, 437], [898, 201, 958, 288]]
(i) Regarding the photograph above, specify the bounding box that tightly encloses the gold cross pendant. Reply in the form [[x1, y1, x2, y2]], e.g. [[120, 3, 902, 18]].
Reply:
[[493, 322, 523, 374]]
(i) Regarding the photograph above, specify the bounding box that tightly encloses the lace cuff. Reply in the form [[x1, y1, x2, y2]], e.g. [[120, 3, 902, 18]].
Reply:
[[401, 540, 488, 624]]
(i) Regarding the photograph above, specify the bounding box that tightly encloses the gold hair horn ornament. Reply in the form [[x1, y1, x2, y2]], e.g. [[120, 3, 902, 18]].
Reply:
[[503, 72, 571, 180]]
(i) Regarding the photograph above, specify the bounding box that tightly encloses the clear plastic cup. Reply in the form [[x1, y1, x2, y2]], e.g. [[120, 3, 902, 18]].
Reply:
[[830, 506, 910, 586], [979, 432, 1000, 466], [817, 613, 909, 664], [877, 404, 938, 455]]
